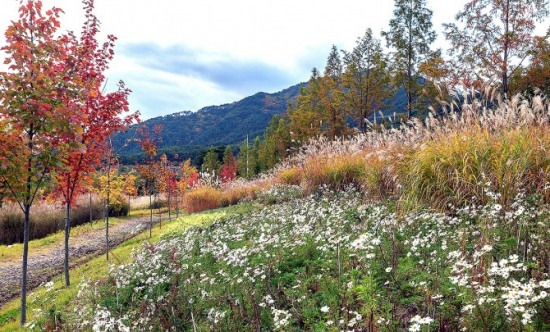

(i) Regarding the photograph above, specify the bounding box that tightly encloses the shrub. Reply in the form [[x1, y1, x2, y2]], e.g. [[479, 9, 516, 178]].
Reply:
[[109, 202, 130, 217], [148, 198, 168, 210], [303, 155, 366, 193], [277, 168, 303, 186], [183, 187, 223, 213]]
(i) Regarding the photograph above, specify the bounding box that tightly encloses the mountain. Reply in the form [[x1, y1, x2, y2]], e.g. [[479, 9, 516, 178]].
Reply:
[[115, 83, 304, 164], [115, 82, 411, 165]]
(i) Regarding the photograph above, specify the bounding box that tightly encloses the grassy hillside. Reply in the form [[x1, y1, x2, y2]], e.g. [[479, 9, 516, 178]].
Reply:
[[2, 92, 549, 331], [15, 190, 549, 331], [0, 205, 254, 331]]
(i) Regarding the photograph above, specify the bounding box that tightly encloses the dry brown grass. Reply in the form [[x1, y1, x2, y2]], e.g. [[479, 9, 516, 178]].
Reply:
[[183, 187, 223, 213], [221, 186, 258, 207], [302, 154, 366, 193], [0, 195, 105, 245]]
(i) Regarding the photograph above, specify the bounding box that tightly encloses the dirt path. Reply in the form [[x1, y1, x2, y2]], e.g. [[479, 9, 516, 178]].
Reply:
[[0, 213, 169, 307]]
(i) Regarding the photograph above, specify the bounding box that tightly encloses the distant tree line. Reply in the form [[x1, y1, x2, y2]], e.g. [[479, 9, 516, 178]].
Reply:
[[119, 0, 550, 180], [223, 0, 550, 177]]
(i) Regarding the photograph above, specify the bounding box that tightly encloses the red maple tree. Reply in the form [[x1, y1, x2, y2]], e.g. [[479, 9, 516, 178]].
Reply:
[[54, 0, 139, 287], [0, 0, 74, 325]]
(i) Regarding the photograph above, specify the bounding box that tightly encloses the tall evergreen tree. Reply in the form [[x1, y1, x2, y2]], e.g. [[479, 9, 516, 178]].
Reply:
[[237, 138, 255, 179], [252, 136, 262, 174], [320, 45, 349, 137], [383, 0, 437, 118], [343, 29, 392, 132], [258, 116, 280, 171], [201, 146, 220, 175], [444, 0, 550, 97], [289, 68, 325, 142]]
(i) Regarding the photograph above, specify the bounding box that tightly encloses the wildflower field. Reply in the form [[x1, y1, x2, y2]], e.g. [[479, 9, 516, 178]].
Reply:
[[1, 88, 542, 331], [21, 185, 546, 331], [1, 0, 549, 329]]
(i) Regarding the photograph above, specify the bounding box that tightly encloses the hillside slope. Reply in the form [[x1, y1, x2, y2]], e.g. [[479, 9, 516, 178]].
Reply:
[[114, 84, 303, 162], [114, 83, 409, 164]]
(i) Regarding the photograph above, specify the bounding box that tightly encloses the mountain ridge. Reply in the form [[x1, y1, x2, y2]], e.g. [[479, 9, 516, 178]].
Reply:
[[115, 82, 409, 165], [115, 83, 305, 164]]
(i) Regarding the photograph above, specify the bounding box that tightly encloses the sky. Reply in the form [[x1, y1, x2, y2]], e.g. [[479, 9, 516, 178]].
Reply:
[[0, 0, 547, 119]]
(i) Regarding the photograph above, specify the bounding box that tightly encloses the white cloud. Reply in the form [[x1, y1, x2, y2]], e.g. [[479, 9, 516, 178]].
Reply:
[[0, 0, 548, 119]]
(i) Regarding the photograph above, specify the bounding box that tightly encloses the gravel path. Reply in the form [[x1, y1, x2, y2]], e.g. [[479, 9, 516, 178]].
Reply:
[[0, 213, 167, 307]]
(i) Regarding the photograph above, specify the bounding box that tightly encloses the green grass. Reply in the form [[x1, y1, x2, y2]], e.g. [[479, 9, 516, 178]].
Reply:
[[0, 203, 254, 331]]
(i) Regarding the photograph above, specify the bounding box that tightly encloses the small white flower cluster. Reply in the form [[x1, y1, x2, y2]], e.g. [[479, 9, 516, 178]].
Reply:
[[501, 279, 550, 325], [409, 315, 433, 332], [92, 308, 130, 332], [43, 281, 54, 292], [207, 307, 226, 325], [271, 307, 292, 330]]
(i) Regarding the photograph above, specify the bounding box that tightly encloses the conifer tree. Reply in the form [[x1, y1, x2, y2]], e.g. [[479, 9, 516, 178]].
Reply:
[[383, 0, 437, 118], [343, 29, 392, 132], [252, 137, 262, 174], [320, 45, 349, 137], [289, 68, 325, 142], [201, 146, 220, 176], [237, 138, 254, 178]]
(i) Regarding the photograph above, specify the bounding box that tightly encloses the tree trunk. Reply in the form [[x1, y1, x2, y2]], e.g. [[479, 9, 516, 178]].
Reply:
[[407, 4, 413, 119], [128, 195, 131, 215], [158, 193, 162, 229], [502, 0, 510, 99], [105, 198, 109, 261], [64, 203, 71, 286], [149, 193, 153, 238], [168, 190, 171, 221], [89, 193, 93, 226], [175, 190, 179, 218], [20, 204, 30, 325], [105, 163, 111, 261]]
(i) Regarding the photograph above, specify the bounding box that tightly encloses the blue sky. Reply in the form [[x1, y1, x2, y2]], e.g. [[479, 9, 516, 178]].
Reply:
[[0, 0, 548, 119]]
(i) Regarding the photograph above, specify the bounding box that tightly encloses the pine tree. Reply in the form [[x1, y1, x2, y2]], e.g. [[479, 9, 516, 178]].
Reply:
[[273, 118, 291, 159], [252, 136, 262, 174], [258, 117, 279, 171], [237, 138, 254, 178], [383, 0, 437, 118]]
